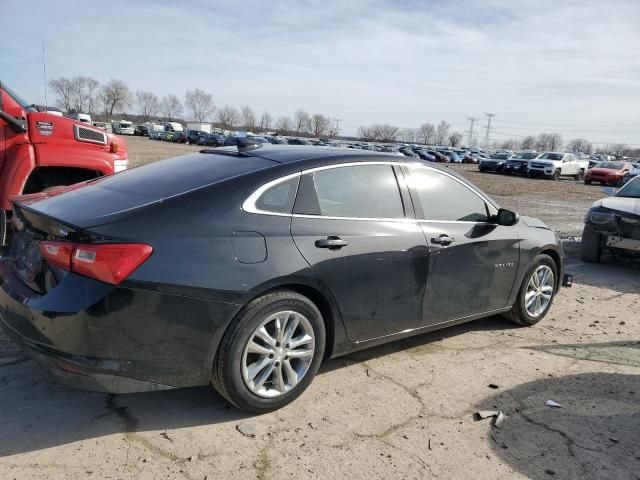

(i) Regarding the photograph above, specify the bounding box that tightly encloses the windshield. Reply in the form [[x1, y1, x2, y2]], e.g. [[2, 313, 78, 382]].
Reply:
[[539, 153, 564, 160], [597, 162, 624, 170], [1, 81, 33, 109], [616, 177, 640, 198], [514, 152, 537, 159]]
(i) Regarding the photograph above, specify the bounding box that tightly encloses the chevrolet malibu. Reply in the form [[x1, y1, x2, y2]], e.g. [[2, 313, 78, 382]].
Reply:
[[0, 141, 568, 412]]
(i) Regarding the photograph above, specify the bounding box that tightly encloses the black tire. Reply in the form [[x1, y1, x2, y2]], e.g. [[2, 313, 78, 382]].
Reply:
[[580, 224, 602, 263], [211, 290, 326, 413], [503, 254, 558, 326], [585, 180, 592, 185], [574, 170, 584, 181], [552, 169, 560, 181]]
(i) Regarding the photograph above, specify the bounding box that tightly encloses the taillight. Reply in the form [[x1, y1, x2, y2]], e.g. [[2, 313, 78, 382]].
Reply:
[[40, 242, 152, 285], [39, 242, 74, 270]]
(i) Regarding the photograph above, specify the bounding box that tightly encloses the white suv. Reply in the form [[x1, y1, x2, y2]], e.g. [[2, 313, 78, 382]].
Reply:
[[527, 152, 589, 181]]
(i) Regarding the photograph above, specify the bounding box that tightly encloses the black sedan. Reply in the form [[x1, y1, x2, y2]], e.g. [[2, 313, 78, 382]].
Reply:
[[502, 152, 539, 175], [0, 141, 567, 412]]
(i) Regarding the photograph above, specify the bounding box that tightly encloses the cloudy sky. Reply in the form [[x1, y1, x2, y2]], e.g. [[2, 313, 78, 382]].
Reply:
[[3, 0, 639, 144]]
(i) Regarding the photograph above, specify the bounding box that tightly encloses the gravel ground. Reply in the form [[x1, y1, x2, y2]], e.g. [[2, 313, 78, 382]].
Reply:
[[0, 137, 638, 479]]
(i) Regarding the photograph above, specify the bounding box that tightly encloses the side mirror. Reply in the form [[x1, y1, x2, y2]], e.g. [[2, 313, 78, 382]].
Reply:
[[601, 187, 617, 197], [492, 208, 519, 226]]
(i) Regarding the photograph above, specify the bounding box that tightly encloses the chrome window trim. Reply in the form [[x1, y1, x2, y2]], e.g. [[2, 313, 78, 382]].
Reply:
[[242, 160, 498, 223]]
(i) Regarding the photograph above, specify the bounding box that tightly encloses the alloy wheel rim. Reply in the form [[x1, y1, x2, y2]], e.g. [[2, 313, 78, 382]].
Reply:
[[242, 311, 315, 398], [525, 265, 554, 318]]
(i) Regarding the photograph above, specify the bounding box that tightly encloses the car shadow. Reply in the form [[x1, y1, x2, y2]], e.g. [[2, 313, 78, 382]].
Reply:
[[320, 314, 517, 374], [565, 252, 640, 294], [0, 315, 518, 458], [478, 369, 640, 480]]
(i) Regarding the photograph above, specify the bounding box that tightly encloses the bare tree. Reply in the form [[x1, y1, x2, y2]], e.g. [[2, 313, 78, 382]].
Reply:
[[185, 88, 215, 122], [217, 105, 239, 130], [500, 138, 521, 150], [327, 119, 341, 139], [399, 128, 417, 143], [434, 121, 450, 145], [536, 132, 563, 151], [49, 76, 100, 114], [309, 113, 330, 137], [100, 79, 131, 121], [358, 125, 377, 142], [607, 143, 631, 157], [84, 77, 100, 115], [275, 115, 293, 134], [566, 138, 592, 154], [448, 131, 463, 147], [135, 91, 160, 122], [521, 135, 536, 150], [240, 105, 257, 132], [49, 78, 74, 112], [259, 111, 273, 132], [161, 95, 183, 121], [294, 109, 310, 136], [358, 124, 398, 142], [417, 123, 436, 145], [375, 124, 399, 142]]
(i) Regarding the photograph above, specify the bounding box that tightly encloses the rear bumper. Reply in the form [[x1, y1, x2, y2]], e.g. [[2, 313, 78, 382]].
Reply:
[[0, 258, 239, 393]]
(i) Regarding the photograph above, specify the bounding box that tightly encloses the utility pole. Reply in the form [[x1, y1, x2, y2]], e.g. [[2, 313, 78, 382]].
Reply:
[[466, 117, 478, 146], [42, 40, 48, 109], [332, 118, 342, 139], [484, 113, 495, 148]]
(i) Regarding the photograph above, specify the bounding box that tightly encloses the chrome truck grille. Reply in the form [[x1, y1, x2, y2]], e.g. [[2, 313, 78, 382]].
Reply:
[[74, 124, 107, 145]]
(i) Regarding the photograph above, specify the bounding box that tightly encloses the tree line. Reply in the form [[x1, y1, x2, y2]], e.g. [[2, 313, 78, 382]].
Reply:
[[497, 134, 638, 157], [48, 76, 639, 155], [357, 121, 464, 147], [48, 76, 341, 138]]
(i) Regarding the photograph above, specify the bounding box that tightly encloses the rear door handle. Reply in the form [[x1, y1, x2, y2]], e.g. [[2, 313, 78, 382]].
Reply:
[[431, 234, 455, 246], [315, 236, 349, 249]]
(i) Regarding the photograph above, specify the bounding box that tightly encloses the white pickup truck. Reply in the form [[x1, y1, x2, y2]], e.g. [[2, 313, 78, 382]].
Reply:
[[527, 152, 589, 181]]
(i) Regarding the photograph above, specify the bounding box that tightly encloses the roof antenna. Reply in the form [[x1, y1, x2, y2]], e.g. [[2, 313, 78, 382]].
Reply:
[[236, 137, 262, 153]]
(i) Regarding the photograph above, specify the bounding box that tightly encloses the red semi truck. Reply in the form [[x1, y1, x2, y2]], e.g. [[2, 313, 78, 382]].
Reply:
[[0, 81, 128, 245]]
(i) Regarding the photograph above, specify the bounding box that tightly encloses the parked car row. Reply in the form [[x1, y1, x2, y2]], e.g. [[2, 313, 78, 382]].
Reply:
[[478, 150, 640, 186]]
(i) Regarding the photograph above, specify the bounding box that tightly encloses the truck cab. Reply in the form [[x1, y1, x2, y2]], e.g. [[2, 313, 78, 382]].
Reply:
[[527, 152, 589, 181], [0, 81, 128, 245]]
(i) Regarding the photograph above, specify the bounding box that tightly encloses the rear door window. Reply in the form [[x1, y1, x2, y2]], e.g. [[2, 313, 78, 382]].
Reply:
[[406, 166, 489, 222], [294, 164, 405, 219]]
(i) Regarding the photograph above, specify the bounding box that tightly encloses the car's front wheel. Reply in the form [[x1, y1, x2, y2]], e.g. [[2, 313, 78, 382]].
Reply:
[[504, 254, 557, 326], [211, 290, 326, 412]]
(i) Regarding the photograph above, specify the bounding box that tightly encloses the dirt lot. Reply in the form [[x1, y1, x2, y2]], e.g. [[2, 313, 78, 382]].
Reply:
[[0, 137, 638, 479]]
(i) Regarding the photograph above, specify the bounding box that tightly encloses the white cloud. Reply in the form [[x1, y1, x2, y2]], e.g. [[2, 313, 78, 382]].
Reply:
[[3, 0, 639, 144]]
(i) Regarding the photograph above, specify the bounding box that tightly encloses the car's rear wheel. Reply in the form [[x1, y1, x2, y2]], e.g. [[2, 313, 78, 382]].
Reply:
[[211, 290, 325, 412], [504, 254, 557, 326], [574, 170, 584, 181], [580, 224, 602, 263]]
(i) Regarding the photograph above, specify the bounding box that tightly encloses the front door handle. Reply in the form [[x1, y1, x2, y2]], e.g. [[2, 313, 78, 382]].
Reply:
[[315, 236, 349, 250], [431, 234, 455, 246]]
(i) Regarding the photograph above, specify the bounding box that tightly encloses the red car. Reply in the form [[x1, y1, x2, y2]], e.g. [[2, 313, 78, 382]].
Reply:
[[585, 162, 633, 187]]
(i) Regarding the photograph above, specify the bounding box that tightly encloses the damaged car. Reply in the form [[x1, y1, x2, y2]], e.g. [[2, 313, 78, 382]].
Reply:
[[581, 177, 640, 262], [0, 140, 568, 412]]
